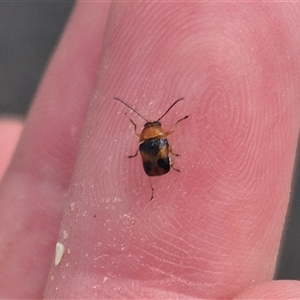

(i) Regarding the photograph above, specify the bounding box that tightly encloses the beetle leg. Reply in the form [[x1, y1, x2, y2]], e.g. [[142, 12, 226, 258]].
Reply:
[[130, 119, 140, 137], [149, 180, 154, 201], [175, 115, 189, 126], [128, 149, 139, 158], [164, 129, 174, 136], [171, 165, 181, 172], [165, 115, 189, 136], [169, 154, 181, 172], [170, 146, 180, 157]]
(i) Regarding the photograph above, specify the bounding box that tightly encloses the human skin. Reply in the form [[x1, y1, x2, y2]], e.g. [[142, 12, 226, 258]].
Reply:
[[0, 119, 23, 182], [0, 2, 300, 299]]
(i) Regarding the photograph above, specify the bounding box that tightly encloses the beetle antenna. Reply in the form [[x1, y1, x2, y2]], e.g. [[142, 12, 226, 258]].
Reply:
[[157, 97, 185, 121], [114, 97, 148, 122]]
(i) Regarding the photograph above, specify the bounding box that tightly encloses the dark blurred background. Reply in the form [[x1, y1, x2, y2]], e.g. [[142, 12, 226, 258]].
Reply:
[[0, 2, 299, 280], [0, 2, 74, 115]]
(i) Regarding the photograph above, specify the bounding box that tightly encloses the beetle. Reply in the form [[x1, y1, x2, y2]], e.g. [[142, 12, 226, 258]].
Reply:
[[114, 97, 189, 200]]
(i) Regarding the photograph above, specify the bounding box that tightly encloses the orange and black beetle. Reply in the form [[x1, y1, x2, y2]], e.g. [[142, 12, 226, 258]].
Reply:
[[114, 97, 189, 200]]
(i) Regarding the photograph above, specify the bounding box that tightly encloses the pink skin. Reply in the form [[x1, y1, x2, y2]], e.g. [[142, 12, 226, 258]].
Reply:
[[0, 2, 300, 299], [0, 119, 23, 182]]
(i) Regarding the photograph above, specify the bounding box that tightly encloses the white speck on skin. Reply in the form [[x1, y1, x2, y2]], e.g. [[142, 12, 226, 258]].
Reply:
[[70, 202, 75, 211], [62, 230, 68, 240], [55, 243, 65, 266]]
